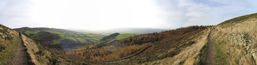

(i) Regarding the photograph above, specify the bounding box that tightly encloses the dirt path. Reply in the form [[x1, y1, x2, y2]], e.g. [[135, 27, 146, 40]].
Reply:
[[12, 41, 26, 65], [206, 29, 216, 65], [12, 33, 34, 65]]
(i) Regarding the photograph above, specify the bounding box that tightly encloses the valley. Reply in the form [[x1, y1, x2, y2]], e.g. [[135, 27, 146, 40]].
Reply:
[[1, 13, 257, 65]]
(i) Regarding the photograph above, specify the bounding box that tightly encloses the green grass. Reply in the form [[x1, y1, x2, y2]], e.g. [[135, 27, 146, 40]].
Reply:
[[52, 40, 61, 45], [0, 25, 20, 65], [24, 31, 38, 38], [115, 33, 137, 40], [0, 36, 19, 65], [17, 28, 103, 45], [215, 40, 228, 65]]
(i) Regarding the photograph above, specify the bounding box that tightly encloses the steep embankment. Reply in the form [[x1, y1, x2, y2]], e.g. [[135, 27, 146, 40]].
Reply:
[[0, 24, 37, 65], [12, 33, 34, 65], [0, 24, 56, 65], [20, 32, 55, 65], [0, 24, 21, 65]]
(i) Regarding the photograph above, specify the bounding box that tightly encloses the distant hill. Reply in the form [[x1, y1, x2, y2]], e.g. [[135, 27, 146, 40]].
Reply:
[[97, 33, 136, 47], [95, 28, 166, 34], [65, 13, 257, 65], [15, 27, 103, 50], [115, 33, 137, 40]]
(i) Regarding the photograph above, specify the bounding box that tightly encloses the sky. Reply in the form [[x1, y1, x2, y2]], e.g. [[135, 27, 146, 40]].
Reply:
[[0, 0, 257, 31]]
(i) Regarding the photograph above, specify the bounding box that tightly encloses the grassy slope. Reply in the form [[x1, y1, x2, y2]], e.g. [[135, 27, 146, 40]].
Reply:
[[0, 24, 20, 65], [211, 13, 257, 65], [98, 33, 136, 44], [70, 13, 257, 65], [115, 33, 137, 40], [15, 28, 103, 45], [64, 26, 208, 65], [218, 13, 257, 27]]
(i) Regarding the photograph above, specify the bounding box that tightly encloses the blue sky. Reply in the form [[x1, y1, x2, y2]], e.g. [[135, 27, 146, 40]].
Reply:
[[157, 0, 257, 27], [0, 0, 257, 31]]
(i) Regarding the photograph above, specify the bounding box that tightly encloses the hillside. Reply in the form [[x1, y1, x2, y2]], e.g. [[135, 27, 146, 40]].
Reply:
[[138, 13, 257, 65], [15, 27, 103, 50], [64, 13, 257, 65], [115, 33, 137, 40], [1, 13, 257, 65], [209, 13, 257, 65], [98, 28, 165, 34], [96, 33, 137, 49], [0, 24, 22, 65]]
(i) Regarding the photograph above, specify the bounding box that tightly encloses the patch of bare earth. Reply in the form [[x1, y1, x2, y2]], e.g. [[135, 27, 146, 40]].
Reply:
[[12, 42, 26, 65]]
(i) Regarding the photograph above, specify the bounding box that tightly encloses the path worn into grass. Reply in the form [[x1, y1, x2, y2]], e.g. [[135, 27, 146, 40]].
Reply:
[[206, 29, 216, 65], [12, 33, 34, 65], [12, 41, 26, 65]]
